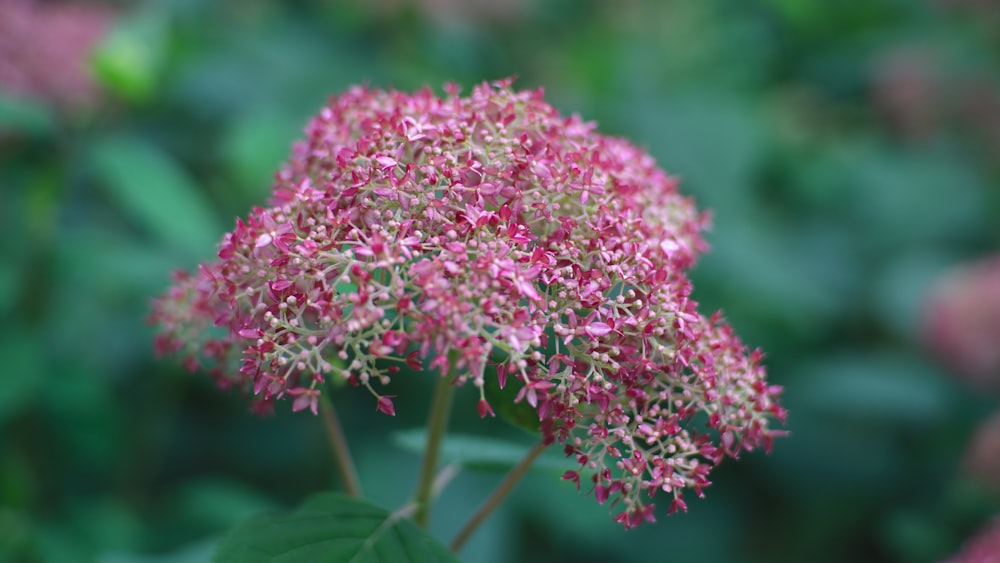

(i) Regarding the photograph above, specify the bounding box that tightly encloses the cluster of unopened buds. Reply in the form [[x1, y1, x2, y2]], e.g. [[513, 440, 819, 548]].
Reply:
[[152, 79, 786, 528]]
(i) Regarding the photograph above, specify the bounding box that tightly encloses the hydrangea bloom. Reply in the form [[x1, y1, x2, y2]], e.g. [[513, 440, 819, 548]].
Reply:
[[151, 79, 786, 527]]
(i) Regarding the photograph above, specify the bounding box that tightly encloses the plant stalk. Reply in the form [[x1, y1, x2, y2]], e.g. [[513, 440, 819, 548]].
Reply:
[[450, 439, 548, 552], [412, 361, 457, 527], [319, 393, 363, 498]]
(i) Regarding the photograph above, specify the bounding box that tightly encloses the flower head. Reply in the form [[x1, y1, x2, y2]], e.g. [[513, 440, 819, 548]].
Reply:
[[151, 79, 785, 526]]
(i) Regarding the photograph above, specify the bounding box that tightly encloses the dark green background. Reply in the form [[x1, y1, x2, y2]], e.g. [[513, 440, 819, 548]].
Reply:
[[3, 1, 1000, 561]]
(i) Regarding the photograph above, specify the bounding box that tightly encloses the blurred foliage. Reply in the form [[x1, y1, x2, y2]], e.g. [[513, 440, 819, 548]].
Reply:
[[3, 0, 1000, 561]]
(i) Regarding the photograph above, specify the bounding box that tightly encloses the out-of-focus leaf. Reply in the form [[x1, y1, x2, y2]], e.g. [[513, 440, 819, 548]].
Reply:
[[392, 429, 565, 473], [943, 479, 1000, 521], [792, 353, 954, 423], [170, 21, 361, 118], [42, 365, 123, 473], [693, 216, 847, 350], [625, 95, 766, 216], [848, 145, 990, 251], [70, 500, 145, 554], [0, 95, 54, 137], [91, 11, 168, 103], [89, 136, 221, 259], [0, 331, 42, 422], [0, 452, 36, 509], [221, 109, 301, 198], [34, 524, 96, 563], [872, 252, 956, 342], [168, 479, 276, 532], [101, 539, 218, 563], [0, 509, 33, 559], [805, 143, 991, 256], [57, 226, 178, 299], [764, 413, 906, 499], [880, 510, 954, 563], [213, 492, 458, 563], [0, 261, 23, 316]]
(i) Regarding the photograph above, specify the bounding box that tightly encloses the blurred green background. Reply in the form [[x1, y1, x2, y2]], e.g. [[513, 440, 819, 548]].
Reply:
[[3, 0, 1000, 561]]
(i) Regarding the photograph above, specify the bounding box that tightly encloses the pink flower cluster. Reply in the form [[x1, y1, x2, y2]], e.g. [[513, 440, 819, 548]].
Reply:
[[151, 80, 786, 527]]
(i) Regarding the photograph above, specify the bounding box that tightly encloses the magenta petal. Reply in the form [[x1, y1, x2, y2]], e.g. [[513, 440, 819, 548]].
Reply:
[[585, 322, 612, 337]]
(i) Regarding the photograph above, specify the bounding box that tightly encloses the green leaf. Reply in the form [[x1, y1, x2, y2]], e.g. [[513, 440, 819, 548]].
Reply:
[[213, 492, 459, 563], [392, 430, 565, 473], [89, 135, 221, 259]]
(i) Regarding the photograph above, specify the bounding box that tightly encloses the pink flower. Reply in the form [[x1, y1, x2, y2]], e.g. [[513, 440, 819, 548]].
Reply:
[[151, 80, 785, 527], [288, 387, 320, 415]]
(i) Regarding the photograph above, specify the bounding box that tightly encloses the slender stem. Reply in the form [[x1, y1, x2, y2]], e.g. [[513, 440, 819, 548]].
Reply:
[[450, 439, 548, 552], [412, 363, 457, 527], [319, 393, 363, 498]]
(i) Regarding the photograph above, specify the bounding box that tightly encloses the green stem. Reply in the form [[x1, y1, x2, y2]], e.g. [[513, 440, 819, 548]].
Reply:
[[450, 439, 548, 552], [412, 360, 457, 528], [319, 394, 363, 498]]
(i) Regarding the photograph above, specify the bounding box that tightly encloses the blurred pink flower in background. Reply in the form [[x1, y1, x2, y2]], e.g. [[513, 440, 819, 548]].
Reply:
[[925, 256, 1000, 559], [869, 40, 1000, 159], [959, 78, 1000, 161], [945, 515, 1000, 563], [964, 410, 1000, 494], [0, 0, 114, 110], [923, 255, 1000, 391], [871, 47, 943, 141]]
